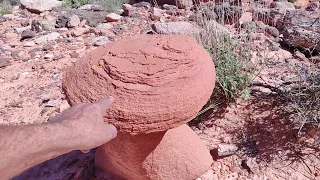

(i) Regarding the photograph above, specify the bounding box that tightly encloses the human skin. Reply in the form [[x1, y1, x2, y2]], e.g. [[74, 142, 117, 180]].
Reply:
[[0, 97, 117, 180]]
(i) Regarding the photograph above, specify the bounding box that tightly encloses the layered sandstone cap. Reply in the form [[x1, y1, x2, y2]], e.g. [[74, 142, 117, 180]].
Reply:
[[62, 34, 215, 134]]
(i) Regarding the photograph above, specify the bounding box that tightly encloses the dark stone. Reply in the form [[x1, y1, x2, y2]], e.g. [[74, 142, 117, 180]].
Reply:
[[10, 50, 22, 57], [0, 15, 6, 23], [21, 19, 30, 27], [265, 26, 280, 38], [29, 47, 42, 54], [56, 9, 108, 27], [56, 14, 69, 28], [43, 43, 54, 51], [69, 51, 79, 58], [21, 29, 36, 40], [0, 58, 10, 68], [31, 20, 42, 32]]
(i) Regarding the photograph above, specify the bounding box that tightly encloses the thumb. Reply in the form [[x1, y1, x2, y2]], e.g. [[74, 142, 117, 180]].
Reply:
[[99, 124, 118, 143], [95, 97, 114, 115]]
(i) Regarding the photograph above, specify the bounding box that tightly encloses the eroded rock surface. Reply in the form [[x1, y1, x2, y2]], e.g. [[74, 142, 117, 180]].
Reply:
[[63, 34, 216, 134], [95, 124, 213, 180]]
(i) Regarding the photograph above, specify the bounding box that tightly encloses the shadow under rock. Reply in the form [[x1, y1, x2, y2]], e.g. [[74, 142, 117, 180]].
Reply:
[[14, 150, 96, 180]]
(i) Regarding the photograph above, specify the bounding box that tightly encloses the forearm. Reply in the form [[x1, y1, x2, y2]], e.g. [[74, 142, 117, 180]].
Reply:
[[0, 123, 75, 179]]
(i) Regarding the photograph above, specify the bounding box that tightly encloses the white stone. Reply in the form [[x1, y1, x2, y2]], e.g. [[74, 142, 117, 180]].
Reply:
[[35, 32, 60, 44], [20, 0, 62, 13], [105, 13, 122, 22], [68, 15, 80, 28]]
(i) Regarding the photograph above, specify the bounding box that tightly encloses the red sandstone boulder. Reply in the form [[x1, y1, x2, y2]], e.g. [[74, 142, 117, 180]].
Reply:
[[62, 34, 216, 134]]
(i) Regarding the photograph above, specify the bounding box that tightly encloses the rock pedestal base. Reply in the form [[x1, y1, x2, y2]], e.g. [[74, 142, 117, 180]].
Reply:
[[95, 124, 213, 180]]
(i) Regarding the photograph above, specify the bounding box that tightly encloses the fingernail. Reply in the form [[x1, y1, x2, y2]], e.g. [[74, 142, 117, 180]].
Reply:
[[81, 149, 90, 153], [109, 124, 118, 139]]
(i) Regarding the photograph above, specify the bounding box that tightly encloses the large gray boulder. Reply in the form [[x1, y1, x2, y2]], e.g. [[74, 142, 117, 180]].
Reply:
[[20, 0, 62, 13]]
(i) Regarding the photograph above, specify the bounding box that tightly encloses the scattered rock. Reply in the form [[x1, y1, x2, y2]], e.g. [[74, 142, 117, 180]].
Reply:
[[105, 13, 122, 22], [270, 41, 280, 51], [21, 29, 36, 40], [44, 54, 54, 59], [24, 41, 36, 47], [35, 32, 60, 44], [72, 28, 89, 37], [2, 14, 15, 20], [58, 9, 108, 27], [197, 169, 217, 180], [78, 4, 104, 11], [91, 36, 111, 46], [20, 0, 62, 14], [43, 43, 54, 51], [151, 7, 164, 21], [201, 20, 231, 36], [59, 100, 70, 112], [11, 50, 24, 58], [14, 26, 30, 34], [0, 16, 6, 23], [162, 4, 178, 11], [44, 99, 59, 107], [0, 58, 10, 68], [270, 1, 295, 9], [67, 14, 80, 28], [53, 54, 64, 60], [265, 26, 279, 38], [56, 14, 69, 28], [21, 19, 30, 27], [151, 21, 198, 35], [40, 20, 56, 31], [216, 143, 238, 157], [294, 50, 309, 62], [4, 32, 19, 41], [31, 20, 42, 32], [96, 23, 112, 32], [69, 51, 79, 58], [122, 4, 134, 16]]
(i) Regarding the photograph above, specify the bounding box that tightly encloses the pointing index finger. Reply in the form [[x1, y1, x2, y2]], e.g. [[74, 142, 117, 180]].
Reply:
[[95, 97, 114, 115]]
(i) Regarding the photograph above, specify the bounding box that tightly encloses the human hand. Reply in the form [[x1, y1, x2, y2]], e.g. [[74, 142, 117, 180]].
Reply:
[[50, 97, 117, 153]]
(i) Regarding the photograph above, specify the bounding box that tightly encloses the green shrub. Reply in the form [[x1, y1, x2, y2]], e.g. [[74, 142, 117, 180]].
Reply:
[[0, 9, 11, 14], [91, 0, 129, 11], [192, 3, 265, 115], [0, 0, 13, 14], [209, 36, 252, 101], [288, 0, 297, 3], [194, 22, 258, 114]]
